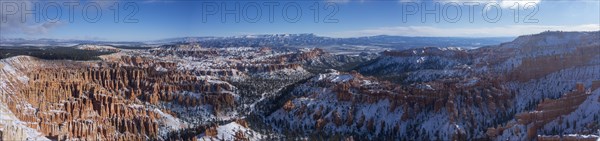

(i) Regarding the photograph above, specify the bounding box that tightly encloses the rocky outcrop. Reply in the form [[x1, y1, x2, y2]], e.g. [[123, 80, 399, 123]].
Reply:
[[151, 44, 218, 58], [0, 124, 29, 141], [509, 45, 598, 82], [10, 66, 163, 140], [260, 48, 325, 64], [204, 125, 218, 137], [0, 55, 241, 140], [382, 47, 470, 59], [269, 70, 512, 140], [488, 83, 592, 140], [235, 64, 302, 73], [282, 100, 295, 112], [2, 31, 598, 140]]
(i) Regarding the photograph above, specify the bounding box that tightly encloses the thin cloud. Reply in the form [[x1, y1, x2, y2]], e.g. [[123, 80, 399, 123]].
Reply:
[[499, 0, 541, 8], [0, 0, 135, 37], [326, 24, 600, 37], [0, 0, 74, 36], [20, 22, 64, 35], [399, 0, 542, 9]]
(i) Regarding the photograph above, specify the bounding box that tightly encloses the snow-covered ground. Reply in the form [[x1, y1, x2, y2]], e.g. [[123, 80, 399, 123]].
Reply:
[[0, 103, 50, 141], [0, 56, 49, 141], [197, 122, 263, 141]]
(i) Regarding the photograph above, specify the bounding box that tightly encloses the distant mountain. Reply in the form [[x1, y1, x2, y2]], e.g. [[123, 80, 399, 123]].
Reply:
[[168, 34, 514, 50], [0, 38, 146, 47], [1, 34, 514, 51]]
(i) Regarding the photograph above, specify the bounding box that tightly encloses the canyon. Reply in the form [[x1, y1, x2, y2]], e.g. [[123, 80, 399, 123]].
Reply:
[[1, 31, 599, 140]]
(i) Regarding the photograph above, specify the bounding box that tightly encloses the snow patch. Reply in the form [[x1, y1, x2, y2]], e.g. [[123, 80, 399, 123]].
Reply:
[[198, 122, 263, 141], [0, 101, 50, 141], [330, 74, 353, 83], [153, 109, 187, 137]]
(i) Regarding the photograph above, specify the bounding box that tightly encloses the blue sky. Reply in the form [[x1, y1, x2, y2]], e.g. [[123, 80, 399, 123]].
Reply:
[[0, 0, 598, 41]]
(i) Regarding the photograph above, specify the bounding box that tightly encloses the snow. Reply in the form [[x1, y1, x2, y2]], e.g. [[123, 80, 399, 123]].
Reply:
[[359, 53, 470, 84], [162, 102, 239, 125], [511, 65, 600, 112], [0, 101, 50, 141], [77, 44, 118, 50], [563, 134, 600, 139], [404, 69, 467, 83], [153, 108, 187, 137], [252, 68, 310, 80], [461, 78, 479, 87], [197, 122, 263, 141], [440, 47, 464, 51], [2, 63, 16, 74], [416, 84, 435, 90], [17, 76, 29, 83], [330, 74, 353, 83], [537, 134, 600, 140], [540, 89, 600, 136], [0, 32, 597, 140], [416, 57, 425, 63], [155, 65, 168, 72], [267, 74, 408, 138]]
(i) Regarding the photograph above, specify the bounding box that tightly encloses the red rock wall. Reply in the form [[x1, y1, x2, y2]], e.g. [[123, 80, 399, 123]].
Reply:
[[1, 57, 239, 140], [509, 45, 598, 82], [490, 84, 591, 140]]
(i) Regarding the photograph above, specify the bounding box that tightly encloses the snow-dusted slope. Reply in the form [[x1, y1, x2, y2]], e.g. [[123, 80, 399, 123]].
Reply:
[[198, 122, 264, 141], [358, 47, 472, 84], [266, 69, 515, 140], [267, 31, 600, 140], [0, 102, 50, 141], [541, 89, 600, 136], [76, 44, 121, 52], [0, 56, 50, 141], [1, 31, 598, 140]]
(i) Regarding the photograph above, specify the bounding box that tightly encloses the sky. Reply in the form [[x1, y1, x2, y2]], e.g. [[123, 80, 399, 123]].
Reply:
[[0, 0, 598, 41]]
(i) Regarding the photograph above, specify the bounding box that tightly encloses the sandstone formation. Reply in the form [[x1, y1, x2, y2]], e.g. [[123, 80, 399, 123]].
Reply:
[[0, 55, 238, 140], [509, 45, 598, 82], [487, 83, 595, 140]]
